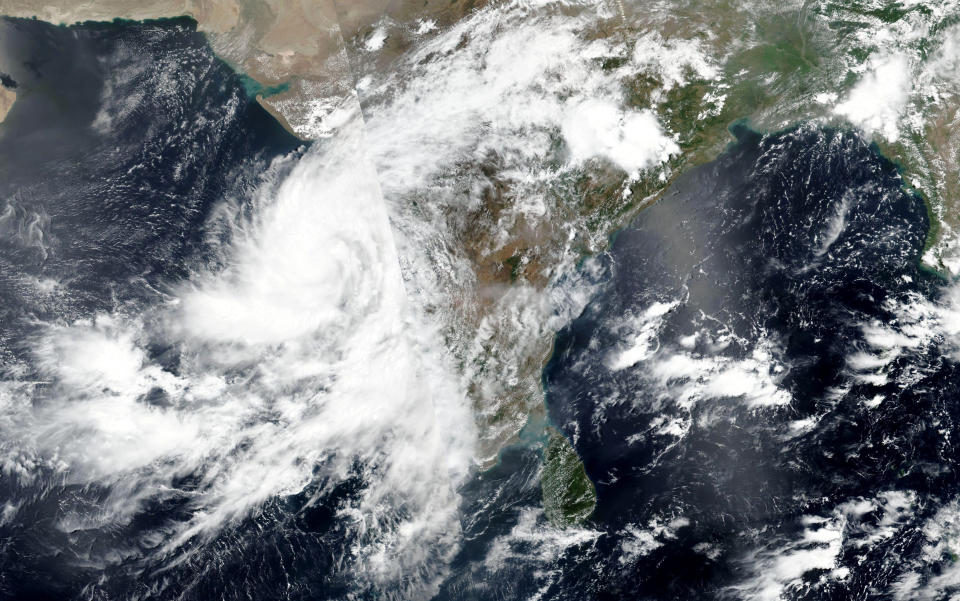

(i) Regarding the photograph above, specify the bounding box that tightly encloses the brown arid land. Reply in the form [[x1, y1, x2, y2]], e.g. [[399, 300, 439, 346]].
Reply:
[[0, 0, 560, 467], [0, 83, 13, 122], [0, 0, 564, 465], [0, 0, 600, 522], [0, 0, 558, 466], [0, 0, 483, 138], [7, 0, 960, 514]]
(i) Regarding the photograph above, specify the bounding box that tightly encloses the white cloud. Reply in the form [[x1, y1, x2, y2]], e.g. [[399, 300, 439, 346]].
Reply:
[[893, 497, 960, 600], [482, 508, 599, 595], [362, 5, 677, 198], [618, 515, 689, 565], [349, 1, 683, 461], [650, 339, 792, 410], [3, 116, 477, 595], [632, 32, 719, 91], [364, 24, 389, 52], [732, 515, 846, 601], [607, 301, 679, 371], [562, 100, 679, 177], [834, 53, 912, 142]]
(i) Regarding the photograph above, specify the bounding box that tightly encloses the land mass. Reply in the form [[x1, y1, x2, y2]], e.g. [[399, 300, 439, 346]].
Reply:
[[0, 84, 14, 122], [0, 0, 483, 138], [7, 0, 960, 530], [542, 428, 597, 527]]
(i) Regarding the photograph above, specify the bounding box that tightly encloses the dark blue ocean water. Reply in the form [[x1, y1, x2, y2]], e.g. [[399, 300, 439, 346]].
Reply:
[[424, 124, 951, 601], [0, 16, 957, 601], [0, 16, 301, 366], [534, 125, 952, 600], [0, 17, 302, 601]]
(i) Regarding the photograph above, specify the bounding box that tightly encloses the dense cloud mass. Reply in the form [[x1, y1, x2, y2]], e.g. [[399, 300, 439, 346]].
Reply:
[[7, 2, 960, 600]]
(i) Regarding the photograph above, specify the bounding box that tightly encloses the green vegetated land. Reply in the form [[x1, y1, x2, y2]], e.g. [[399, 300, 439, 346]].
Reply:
[[541, 428, 597, 527]]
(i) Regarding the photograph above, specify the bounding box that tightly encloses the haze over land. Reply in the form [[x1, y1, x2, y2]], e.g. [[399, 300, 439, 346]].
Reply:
[[7, 2, 960, 598], [9, 0, 960, 504], [0, 0, 484, 137]]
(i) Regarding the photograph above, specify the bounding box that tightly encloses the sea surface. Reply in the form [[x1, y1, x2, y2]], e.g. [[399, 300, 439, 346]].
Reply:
[[0, 17, 302, 600], [0, 16, 958, 601], [539, 124, 947, 600]]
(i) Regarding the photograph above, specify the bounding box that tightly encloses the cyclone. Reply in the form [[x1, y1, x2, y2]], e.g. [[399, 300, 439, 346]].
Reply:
[[4, 2, 960, 601]]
